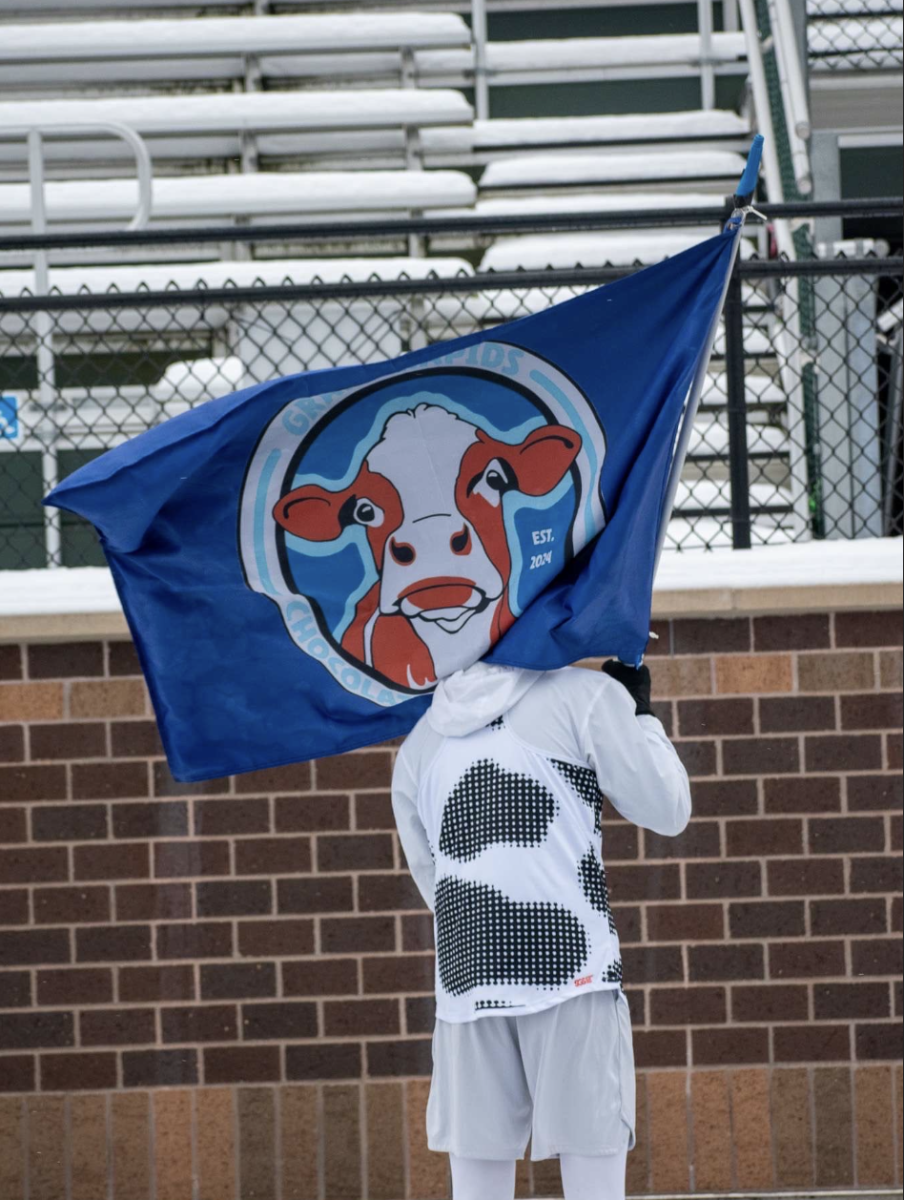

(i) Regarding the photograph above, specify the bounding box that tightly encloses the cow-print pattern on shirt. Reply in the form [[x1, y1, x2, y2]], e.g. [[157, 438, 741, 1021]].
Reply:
[[605, 961, 623, 984], [578, 847, 618, 935], [435, 876, 590, 996], [551, 759, 604, 834], [439, 759, 557, 862]]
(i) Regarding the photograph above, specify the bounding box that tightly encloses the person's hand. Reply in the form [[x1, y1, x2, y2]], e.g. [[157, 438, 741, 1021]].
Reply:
[[602, 660, 653, 717]]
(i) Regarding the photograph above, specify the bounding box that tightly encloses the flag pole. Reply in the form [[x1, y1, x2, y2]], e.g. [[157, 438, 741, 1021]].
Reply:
[[652, 135, 765, 574]]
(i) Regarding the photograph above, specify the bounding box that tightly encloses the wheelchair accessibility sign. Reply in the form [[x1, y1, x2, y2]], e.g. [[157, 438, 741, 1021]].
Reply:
[[0, 395, 18, 440]]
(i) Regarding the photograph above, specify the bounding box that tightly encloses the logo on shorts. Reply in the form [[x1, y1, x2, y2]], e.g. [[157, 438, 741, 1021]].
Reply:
[[574, 974, 594, 987]]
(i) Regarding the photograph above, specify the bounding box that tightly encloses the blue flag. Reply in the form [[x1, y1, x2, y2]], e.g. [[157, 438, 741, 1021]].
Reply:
[[47, 228, 739, 780]]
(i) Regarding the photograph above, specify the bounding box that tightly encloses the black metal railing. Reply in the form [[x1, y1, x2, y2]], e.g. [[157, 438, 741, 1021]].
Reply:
[[0, 199, 901, 569]]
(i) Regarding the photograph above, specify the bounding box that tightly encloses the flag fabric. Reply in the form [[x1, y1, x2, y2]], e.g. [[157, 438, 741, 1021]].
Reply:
[[47, 227, 739, 781]]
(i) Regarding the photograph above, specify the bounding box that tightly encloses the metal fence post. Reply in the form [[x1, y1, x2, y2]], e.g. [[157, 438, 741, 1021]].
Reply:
[[725, 256, 753, 549]]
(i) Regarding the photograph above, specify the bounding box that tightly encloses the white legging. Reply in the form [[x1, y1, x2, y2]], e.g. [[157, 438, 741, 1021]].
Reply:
[[450, 1149, 628, 1200]]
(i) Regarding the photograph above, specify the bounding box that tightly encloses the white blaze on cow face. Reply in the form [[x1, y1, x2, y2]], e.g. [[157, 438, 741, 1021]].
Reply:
[[365, 405, 504, 674]]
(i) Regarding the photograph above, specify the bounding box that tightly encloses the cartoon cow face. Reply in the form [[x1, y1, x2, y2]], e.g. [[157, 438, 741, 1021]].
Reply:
[[273, 404, 581, 691]]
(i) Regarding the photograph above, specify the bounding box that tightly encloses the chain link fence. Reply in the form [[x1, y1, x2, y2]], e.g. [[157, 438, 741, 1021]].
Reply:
[[807, 0, 904, 72], [0, 203, 901, 568]]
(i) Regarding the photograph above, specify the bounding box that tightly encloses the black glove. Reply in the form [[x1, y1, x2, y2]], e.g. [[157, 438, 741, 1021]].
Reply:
[[602, 660, 653, 717]]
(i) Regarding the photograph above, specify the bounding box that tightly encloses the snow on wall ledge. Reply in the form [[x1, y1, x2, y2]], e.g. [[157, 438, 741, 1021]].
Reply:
[[1, 539, 901, 639]]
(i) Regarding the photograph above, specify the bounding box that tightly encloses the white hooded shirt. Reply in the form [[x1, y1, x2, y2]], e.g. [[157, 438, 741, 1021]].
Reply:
[[392, 663, 691, 1023]]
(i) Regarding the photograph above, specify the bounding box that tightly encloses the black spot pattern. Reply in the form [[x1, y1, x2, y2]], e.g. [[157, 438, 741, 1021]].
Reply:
[[435, 876, 590, 997], [551, 759, 604, 834], [475, 999, 521, 1011], [439, 759, 557, 862], [605, 961, 624, 984], [578, 847, 618, 935], [487, 716, 505, 731]]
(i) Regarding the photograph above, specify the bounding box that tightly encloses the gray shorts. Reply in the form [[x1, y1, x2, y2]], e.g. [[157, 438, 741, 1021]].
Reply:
[[427, 988, 636, 1162]]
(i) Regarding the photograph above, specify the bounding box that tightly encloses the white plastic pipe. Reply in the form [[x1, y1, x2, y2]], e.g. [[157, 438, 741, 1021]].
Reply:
[[471, 0, 490, 121], [697, 0, 717, 111]]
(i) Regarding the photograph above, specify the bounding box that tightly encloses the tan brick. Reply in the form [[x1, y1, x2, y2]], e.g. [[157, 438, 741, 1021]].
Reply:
[[196, 1089, 236, 1200], [0, 1098, 25, 1200], [856, 1066, 896, 1186], [815, 1067, 854, 1187], [772, 1069, 813, 1188], [154, 1091, 193, 1200], [0, 682, 63, 722], [626, 1073, 650, 1196], [238, 1088, 277, 1200], [896, 1065, 903, 1186], [281, 1086, 319, 1200], [731, 1068, 773, 1189], [716, 655, 793, 695], [648, 1071, 690, 1192], [406, 1079, 449, 1199], [367, 1083, 405, 1200], [880, 649, 903, 690], [70, 679, 147, 719], [799, 652, 876, 693], [112, 1093, 151, 1200], [691, 1072, 732, 1191], [648, 657, 713, 698], [71, 1095, 108, 1200], [27, 1095, 66, 1200]]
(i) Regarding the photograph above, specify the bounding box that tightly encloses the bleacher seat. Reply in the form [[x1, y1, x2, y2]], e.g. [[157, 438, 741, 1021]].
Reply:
[[479, 150, 748, 195]]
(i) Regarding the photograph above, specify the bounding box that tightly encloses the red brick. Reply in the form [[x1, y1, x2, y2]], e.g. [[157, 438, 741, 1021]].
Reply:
[[29, 722, 106, 761], [621, 945, 684, 983], [607, 863, 681, 901], [286, 1043, 362, 1081], [815, 983, 890, 1020], [686, 860, 762, 899], [75, 843, 149, 882], [0, 1012, 73, 1050], [108, 642, 142, 676], [363, 955, 434, 995], [72, 762, 149, 800], [76, 924, 151, 963], [203, 1047, 280, 1084], [0, 846, 68, 883], [677, 698, 754, 737], [118, 965, 195, 1003], [234, 837, 312, 876], [0, 645, 23, 680], [155, 922, 232, 961], [888, 732, 902, 770], [200, 963, 277, 1000], [0, 726, 25, 763], [153, 840, 230, 879], [315, 753, 389, 791], [401, 914, 434, 953], [689, 779, 759, 817], [37, 968, 111, 1006], [673, 740, 718, 777], [0, 971, 31, 1008], [811, 898, 887, 936], [32, 804, 108, 842], [806, 735, 883, 773], [855, 1022, 902, 1060], [41, 1053, 117, 1091], [162, 1005, 237, 1044], [234, 764, 311, 794], [112, 802, 189, 840], [673, 618, 750, 654], [0, 930, 69, 967], [197, 881, 272, 918], [770, 941, 846, 979], [850, 856, 902, 894], [28, 642, 104, 679], [759, 695, 837, 733], [768, 858, 845, 896], [809, 817, 886, 854], [841, 692, 903, 731], [115, 883, 191, 923], [835, 610, 902, 648], [0, 808, 26, 844], [754, 613, 830, 651], [724, 737, 800, 776], [689, 944, 764, 982], [195, 798, 271, 836], [110, 720, 164, 758], [34, 886, 110, 926], [852, 938, 903, 977], [152, 762, 231, 798], [283, 959, 359, 997], [632, 1030, 687, 1068], [774, 1025, 851, 1062], [729, 901, 805, 939], [0, 1056, 35, 1092], [692, 1027, 769, 1065], [240, 1002, 318, 1040], [732, 984, 809, 1022], [317, 834, 394, 873], [0, 765, 66, 803], [278, 876, 353, 914], [649, 987, 726, 1025], [727, 818, 803, 857], [354, 794, 393, 831], [122, 1049, 198, 1088], [357, 874, 428, 912], [406, 997, 436, 1035], [644, 823, 720, 860], [275, 794, 349, 832], [602, 825, 639, 860], [366, 1039, 433, 1077], [237, 920, 314, 958], [324, 999, 399, 1037], [0, 889, 28, 925], [646, 904, 724, 941], [80, 1008, 156, 1046], [765, 776, 841, 813]]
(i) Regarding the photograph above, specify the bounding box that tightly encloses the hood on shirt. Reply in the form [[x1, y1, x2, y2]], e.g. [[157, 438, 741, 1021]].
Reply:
[[427, 661, 545, 738]]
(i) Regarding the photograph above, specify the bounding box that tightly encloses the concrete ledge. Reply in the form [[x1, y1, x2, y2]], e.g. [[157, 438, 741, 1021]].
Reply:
[[1, 539, 901, 641]]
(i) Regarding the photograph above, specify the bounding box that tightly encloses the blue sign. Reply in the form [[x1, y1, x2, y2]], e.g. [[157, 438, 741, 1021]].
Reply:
[[0, 395, 18, 440]]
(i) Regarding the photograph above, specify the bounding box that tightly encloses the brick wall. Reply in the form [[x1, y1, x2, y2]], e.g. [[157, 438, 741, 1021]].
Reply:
[[0, 607, 901, 1199]]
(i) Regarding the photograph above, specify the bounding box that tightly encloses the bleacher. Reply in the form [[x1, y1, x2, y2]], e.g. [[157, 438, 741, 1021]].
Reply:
[[0, 0, 847, 560]]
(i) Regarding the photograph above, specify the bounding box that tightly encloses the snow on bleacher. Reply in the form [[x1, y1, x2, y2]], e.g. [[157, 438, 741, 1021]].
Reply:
[[480, 229, 757, 271], [480, 151, 748, 193]]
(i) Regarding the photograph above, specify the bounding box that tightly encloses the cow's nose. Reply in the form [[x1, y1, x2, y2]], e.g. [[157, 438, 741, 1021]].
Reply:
[[390, 538, 416, 565], [450, 526, 471, 556]]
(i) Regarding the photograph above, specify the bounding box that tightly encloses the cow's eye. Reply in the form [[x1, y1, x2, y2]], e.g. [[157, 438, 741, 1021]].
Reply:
[[473, 458, 512, 507], [354, 499, 383, 527]]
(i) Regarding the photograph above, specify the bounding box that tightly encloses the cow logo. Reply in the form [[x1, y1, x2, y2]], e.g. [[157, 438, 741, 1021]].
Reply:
[[239, 341, 606, 706]]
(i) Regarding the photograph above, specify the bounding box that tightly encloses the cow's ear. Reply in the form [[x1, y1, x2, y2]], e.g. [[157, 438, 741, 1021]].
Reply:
[[511, 425, 582, 496], [273, 484, 346, 541]]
